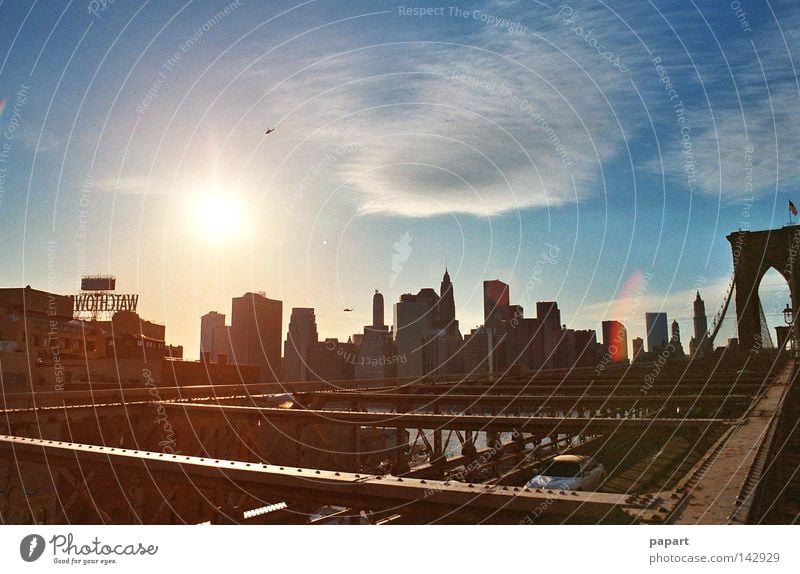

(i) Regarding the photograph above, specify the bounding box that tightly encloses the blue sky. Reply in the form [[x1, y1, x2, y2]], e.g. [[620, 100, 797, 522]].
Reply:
[[1, 0, 799, 357]]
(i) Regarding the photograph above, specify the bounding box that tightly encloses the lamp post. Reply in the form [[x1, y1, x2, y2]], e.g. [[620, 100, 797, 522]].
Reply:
[[783, 303, 796, 354]]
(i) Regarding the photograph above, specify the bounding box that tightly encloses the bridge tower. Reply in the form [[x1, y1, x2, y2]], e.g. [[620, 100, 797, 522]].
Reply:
[[727, 226, 800, 353]]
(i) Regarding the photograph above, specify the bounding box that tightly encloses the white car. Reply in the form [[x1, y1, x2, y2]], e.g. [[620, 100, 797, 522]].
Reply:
[[525, 455, 606, 491]]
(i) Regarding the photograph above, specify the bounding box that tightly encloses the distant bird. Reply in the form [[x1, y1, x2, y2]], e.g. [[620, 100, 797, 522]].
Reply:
[[264, 128, 275, 135], [344, 308, 353, 312]]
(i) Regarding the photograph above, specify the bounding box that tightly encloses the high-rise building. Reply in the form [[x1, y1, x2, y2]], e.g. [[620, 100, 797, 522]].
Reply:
[[691, 291, 711, 355], [670, 319, 686, 357], [230, 292, 282, 382], [504, 306, 528, 370], [645, 312, 669, 354], [551, 326, 576, 368], [693, 291, 708, 340], [284, 308, 318, 382], [308, 338, 356, 381], [536, 301, 562, 367], [536, 301, 561, 330], [601, 320, 628, 363], [632, 337, 644, 359], [462, 327, 501, 374], [372, 290, 385, 329], [394, 278, 465, 378], [200, 311, 232, 362], [437, 269, 463, 374], [394, 292, 438, 378], [438, 269, 456, 328], [574, 329, 599, 367], [356, 290, 395, 380], [483, 279, 510, 327], [422, 329, 448, 375], [671, 319, 681, 343]]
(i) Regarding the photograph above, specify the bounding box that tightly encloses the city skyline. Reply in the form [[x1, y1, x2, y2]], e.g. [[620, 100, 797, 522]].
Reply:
[[196, 266, 705, 366], [1, 1, 798, 360], [3, 0, 800, 538]]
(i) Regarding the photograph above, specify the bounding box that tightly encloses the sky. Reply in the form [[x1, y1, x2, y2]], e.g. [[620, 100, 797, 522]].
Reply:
[[1, 0, 799, 359]]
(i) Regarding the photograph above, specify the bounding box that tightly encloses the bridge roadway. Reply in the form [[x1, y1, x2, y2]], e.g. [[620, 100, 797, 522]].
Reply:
[[0, 358, 789, 524], [168, 403, 730, 434], [0, 434, 639, 523], [0, 385, 761, 412], [0, 400, 729, 435], [289, 391, 753, 410], [0, 361, 773, 409]]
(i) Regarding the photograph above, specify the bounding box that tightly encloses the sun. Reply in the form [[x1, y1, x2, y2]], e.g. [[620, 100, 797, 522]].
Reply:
[[190, 190, 248, 241]]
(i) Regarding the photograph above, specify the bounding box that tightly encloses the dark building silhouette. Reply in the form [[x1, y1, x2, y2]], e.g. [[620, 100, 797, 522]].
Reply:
[[536, 301, 562, 368], [502, 306, 546, 372], [632, 337, 644, 360], [102, 310, 169, 361], [438, 269, 456, 327], [462, 327, 502, 374], [394, 291, 438, 377], [372, 290, 385, 329], [395, 271, 463, 377], [574, 329, 600, 367], [437, 269, 463, 374], [537, 301, 561, 331], [601, 320, 628, 363], [231, 292, 282, 382], [308, 338, 356, 381], [0, 286, 188, 389], [356, 290, 395, 380], [164, 354, 259, 386], [200, 311, 232, 362], [670, 319, 686, 357], [690, 291, 711, 356], [645, 312, 669, 353], [483, 279, 510, 327], [284, 308, 318, 382], [551, 326, 576, 368]]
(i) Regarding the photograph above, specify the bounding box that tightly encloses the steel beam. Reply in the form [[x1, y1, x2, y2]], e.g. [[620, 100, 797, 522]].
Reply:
[[170, 403, 729, 434], [0, 434, 640, 522]]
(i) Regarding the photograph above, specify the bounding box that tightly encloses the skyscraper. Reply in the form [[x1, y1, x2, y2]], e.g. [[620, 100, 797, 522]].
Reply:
[[284, 308, 318, 382], [691, 291, 711, 355], [438, 269, 456, 327], [574, 329, 600, 367], [483, 279, 510, 327], [645, 312, 669, 353], [671, 319, 686, 357], [200, 311, 232, 361], [551, 326, 576, 368], [437, 269, 463, 374], [632, 337, 644, 359], [356, 290, 394, 380], [394, 290, 438, 378], [372, 290, 385, 329], [693, 291, 708, 339], [462, 327, 501, 374], [601, 320, 628, 363], [536, 301, 561, 331], [230, 292, 282, 382]]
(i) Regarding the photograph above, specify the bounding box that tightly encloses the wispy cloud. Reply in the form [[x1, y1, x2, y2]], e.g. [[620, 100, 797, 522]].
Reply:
[[642, 6, 800, 201], [248, 11, 636, 218]]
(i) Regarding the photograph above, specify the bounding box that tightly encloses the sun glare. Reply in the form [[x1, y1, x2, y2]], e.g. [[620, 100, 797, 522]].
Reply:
[[190, 190, 247, 241]]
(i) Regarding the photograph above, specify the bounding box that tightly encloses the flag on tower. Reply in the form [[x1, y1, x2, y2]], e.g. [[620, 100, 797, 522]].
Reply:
[[790, 201, 798, 216]]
